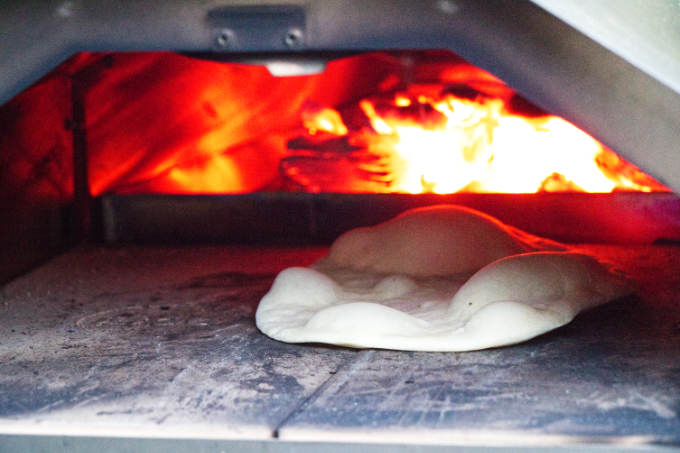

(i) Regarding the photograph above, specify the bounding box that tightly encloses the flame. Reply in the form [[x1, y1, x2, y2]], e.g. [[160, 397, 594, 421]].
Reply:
[[168, 154, 243, 193], [394, 95, 412, 107], [359, 100, 394, 135], [85, 51, 667, 195], [307, 92, 663, 194], [302, 104, 348, 136]]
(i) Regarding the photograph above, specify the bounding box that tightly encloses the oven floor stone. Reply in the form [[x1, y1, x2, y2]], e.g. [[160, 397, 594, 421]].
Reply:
[[0, 245, 678, 450], [0, 245, 352, 439]]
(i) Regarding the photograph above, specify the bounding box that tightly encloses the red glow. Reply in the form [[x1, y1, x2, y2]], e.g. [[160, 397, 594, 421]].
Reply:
[[82, 51, 668, 195]]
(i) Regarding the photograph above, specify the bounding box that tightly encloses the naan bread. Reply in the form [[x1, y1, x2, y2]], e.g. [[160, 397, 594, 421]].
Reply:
[[324, 204, 565, 276], [255, 205, 630, 351]]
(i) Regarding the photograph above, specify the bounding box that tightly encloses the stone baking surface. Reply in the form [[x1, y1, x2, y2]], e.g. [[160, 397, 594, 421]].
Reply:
[[0, 245, 347, 438], [0, 244, 679, 447], [280, 244, 680, 445]]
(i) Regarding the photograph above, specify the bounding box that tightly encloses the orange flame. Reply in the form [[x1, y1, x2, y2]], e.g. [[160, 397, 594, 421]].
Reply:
[[86, 51, 667, 195], [302, 103, 349, 136], [167, 154, 243, 193], [297, 92, 664, 194]]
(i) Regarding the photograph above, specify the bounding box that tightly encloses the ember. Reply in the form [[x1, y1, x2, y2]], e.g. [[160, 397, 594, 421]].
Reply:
[[285, 90, 665, 194]]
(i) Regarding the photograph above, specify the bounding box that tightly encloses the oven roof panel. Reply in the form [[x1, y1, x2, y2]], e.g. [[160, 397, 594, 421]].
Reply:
[[531, 0, 680, 96]]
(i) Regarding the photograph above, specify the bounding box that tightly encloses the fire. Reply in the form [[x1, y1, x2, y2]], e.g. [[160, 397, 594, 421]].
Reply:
[[84, 51, 667, 195], [295, 91, 664, 194], [167, 154, 243, 193], [301, 102, 348, 136]]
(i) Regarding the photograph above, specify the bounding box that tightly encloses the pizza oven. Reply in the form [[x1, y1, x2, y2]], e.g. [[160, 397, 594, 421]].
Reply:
[[1, 1, 679, 452]]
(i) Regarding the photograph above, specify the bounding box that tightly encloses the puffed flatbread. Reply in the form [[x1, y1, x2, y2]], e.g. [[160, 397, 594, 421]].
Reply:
[[255, 205, 630, 351]]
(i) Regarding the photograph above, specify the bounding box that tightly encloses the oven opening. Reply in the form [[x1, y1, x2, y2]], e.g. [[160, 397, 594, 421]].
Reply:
[[7, 50, 670, 247], [78, 51, 666, 197], [1, 49, 679, 451]]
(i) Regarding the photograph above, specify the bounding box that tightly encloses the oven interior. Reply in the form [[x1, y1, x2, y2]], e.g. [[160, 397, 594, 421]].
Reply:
[[1, 2, 680, 452]]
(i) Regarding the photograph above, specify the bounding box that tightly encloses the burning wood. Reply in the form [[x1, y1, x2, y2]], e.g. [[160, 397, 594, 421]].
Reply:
[[283, 87, 667, 194], [73, 51, 666, 195]]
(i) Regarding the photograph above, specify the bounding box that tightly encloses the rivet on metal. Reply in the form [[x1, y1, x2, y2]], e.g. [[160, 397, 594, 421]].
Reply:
[[283, 29, 303, 48], [214, 29, 233, 49]]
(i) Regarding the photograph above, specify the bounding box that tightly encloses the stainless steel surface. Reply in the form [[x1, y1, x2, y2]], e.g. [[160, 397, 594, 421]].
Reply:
[[3, 437, 677, 453], [1, 1, 679, 192], [1, 437, 678, 453], [1, 245, 679, 450], [531, 0, 680, 95]]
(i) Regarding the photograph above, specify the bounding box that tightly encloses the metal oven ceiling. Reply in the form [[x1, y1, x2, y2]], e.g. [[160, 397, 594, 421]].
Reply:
[[1, 0, 679, 192]]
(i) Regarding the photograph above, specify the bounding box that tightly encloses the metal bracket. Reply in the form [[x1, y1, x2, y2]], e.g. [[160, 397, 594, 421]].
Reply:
[[207, 4, 306, 52]]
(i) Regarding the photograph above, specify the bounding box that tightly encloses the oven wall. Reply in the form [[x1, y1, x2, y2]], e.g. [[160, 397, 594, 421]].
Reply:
[[0, 70, 73, 283]]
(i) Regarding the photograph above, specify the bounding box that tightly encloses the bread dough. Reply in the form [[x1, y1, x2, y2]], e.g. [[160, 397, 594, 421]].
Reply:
[[324, 204, 565, 276], [255, 205, 630, 351]]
